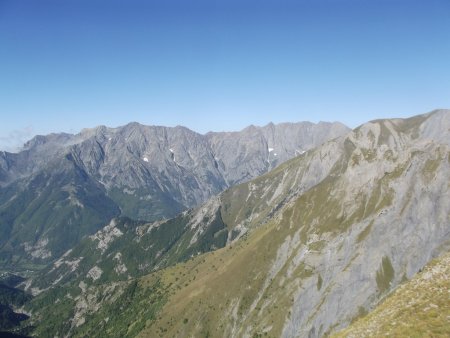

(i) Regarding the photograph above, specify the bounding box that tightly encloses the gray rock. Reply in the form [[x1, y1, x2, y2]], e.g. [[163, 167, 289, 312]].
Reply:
[[0, 120, 348, 267]]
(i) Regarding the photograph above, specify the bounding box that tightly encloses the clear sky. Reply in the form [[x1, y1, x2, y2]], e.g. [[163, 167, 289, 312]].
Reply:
[[1, 0, 449, 151]]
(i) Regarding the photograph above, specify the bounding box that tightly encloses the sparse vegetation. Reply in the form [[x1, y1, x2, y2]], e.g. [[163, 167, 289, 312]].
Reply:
[[334, 251, 450, 337], [376, 256, 395, 294], [8, 111, 450, 338]]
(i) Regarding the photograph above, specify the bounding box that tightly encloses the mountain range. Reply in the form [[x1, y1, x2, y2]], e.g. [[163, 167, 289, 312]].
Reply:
[[1, 110, 449, 338], [0, 121, 348, 271]]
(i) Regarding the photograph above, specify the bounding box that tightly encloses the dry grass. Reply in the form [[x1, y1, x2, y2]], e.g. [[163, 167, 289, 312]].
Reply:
[[333, 251, 450, 338]]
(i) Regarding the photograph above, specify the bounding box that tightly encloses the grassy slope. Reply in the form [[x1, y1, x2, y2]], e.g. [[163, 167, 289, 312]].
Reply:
[[333, 251, 450, 338], [133, 112, 449, 337], [30, 206, 228, 291], [28, 111, 450, 337], [30, 178, 315, 338], [29, 277, 166, 338], [29, 137, 329, 292], [138, 220, 287, 338], [0, 158, 120, 271], [136, 171, 368, 337]]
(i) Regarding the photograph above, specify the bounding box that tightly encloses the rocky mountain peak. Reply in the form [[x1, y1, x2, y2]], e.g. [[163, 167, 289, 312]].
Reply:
[[0, 119, 349, 268]]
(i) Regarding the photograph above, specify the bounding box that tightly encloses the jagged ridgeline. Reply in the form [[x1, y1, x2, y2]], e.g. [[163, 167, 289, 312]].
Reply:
[[23, 110, 450, 337], [0, 121, 348, 270]]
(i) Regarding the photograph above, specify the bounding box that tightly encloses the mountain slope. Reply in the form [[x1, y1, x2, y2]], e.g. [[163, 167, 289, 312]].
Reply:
[[0, 121, 348, 269], [333, 250, 450, 337], [138, 110, 450, 337], [25, 109, 450, 337], [0, 273, 32, 335], [25, 124, 346, 293], [25, 202, 228, 294], [0, 155, 120, 271]]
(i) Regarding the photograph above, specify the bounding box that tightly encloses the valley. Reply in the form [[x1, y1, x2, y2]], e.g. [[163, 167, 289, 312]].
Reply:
[[0, 110, 448, 337]]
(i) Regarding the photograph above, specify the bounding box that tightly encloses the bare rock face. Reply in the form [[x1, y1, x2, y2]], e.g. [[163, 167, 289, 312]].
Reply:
[[214, 109, 450, 338], [72, 109, 447, 338], [64, 120, 348, 214], [20, 109, 450, 338], [280, 111, 450, 337], [207, 121, 349, 186], [0, 120, 348, 268]]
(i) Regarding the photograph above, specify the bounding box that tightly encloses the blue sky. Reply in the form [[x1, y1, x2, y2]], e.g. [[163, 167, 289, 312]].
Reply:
[[1, 0, 449, 151]]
